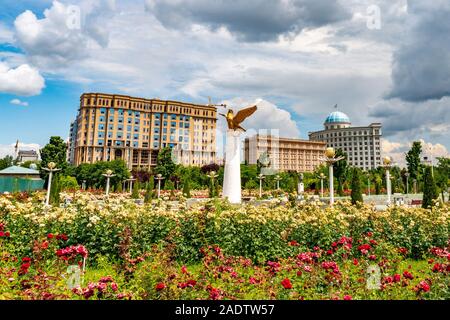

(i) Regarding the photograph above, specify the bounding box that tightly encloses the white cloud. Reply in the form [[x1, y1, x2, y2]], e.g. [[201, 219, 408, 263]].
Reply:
[[10, 99, 29, 106], [0, 142, 41, 158], [382, 139, 449, 167], [14, 0, 111, 68], [0, 62, 45, 96]]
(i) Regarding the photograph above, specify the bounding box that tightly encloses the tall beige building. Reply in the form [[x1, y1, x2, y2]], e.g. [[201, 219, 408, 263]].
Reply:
[[71, 93, 217, 169], [244, 135, 326, 172], [308, 111, 382, 170]]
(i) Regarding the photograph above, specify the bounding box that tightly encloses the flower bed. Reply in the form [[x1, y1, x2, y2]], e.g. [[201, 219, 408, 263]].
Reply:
[[0, 192, 449, 300]]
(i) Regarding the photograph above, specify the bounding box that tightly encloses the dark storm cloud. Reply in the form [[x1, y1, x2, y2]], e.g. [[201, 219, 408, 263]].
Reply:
[[387, 0, 450, 102], [145, 0, 351, 42], [368, 98, 450, 137]]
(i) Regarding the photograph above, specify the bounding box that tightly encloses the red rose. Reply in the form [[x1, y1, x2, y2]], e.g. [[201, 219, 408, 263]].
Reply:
[[417, 280, 430, 293], [0, 231, 4, 237], [181, 265, 188, 274], [343, 295, 352, 300], [41, 241, 49, 249], [403, 271, 414, 280], [5, 231, 10, 237], [369, 255, 376, 261], [353, 258, 359, 266], [155, 282, 166, 291], [281, 278, 292, 289], [47, 233, 54, 239], [393, 274, 401, 282]]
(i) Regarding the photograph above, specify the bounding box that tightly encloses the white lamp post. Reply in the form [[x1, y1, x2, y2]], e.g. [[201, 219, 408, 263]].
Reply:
[[320, 148, 345, 206], [274, 175, 282, 190], [126, 176, 136, 194], [207, 171, 219, 198], [257, 174, 265, 198], [155, 174, 164, 198], [43, 162, 61, 206], [102, 169, 116, 197], [382, 156, 392, 205], [319, 173, 325, 198]]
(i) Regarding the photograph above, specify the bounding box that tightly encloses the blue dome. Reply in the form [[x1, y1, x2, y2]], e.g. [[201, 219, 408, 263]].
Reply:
[[325, 111, 350, 124]]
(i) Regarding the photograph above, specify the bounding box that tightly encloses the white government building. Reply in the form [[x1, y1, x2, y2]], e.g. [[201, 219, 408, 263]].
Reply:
[[309, 111, 382, 170]]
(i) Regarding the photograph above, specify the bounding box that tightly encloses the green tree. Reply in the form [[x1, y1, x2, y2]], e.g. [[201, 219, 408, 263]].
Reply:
[[422, 166, 439, 209], [374, 173, 382, 195], [435, 157, 449, 202], [0, 155, 14, 170], [350, 168, 363, 205], [59, 176, 79, 191], [144, 178, 154, 203], [406, 141, 422, 182], [131, 181, 140, 199], [333, 149, 348, 196], [164, 180, 175, 191], [182, 176, 191, 198], [155, 147, 176, 187], [116, 182, 123, 193], [49, 174, 61, 205], [40, 136, 68, 178]]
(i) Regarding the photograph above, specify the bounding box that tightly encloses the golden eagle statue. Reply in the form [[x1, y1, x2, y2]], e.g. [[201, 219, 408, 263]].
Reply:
[[219, 105, 257, 132]]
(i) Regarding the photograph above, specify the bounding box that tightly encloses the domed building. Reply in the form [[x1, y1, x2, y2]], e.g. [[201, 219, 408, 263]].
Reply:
[[309, 108, 382, 170]]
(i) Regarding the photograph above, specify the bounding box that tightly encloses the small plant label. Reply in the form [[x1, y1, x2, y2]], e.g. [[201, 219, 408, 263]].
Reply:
[[366, 265, 381, 290], [66, 265, 81, 289]]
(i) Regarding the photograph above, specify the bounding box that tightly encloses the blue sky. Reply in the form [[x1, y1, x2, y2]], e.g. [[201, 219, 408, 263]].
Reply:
[[1, 0, 449, 164]]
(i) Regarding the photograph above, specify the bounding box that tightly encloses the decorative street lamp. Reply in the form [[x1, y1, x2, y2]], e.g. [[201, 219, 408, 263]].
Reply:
[[413, 178, 417, 194], [382, 156, 393, 205], [404, 172, 410, 195], [207, 171, 219, 198], [43, 162, 61, 206], [125, 176, 136, 194], [274, 175, 282, 190], [320, 148, 345, 205], [155, 174, 164, 198], [366, 172, 371, 196], [257, 174, 265, 198], [102, 169, 116, 197], [318, 173, 326, 198]]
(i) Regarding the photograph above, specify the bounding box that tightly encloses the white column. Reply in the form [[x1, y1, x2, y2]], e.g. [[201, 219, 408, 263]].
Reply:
[[223, 130, 242, 204], [105, 177, 110, 196], [320, 179, 324, 198], [329, 165, 334, 205], [386, 170, 391, 205], [158, 180, 161, 198], [45, 171, 53, 206]]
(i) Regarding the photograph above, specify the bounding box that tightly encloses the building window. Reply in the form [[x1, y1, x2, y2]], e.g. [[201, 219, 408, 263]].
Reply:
[[98, 139, 104, 146], [100, 108, 106, 114]]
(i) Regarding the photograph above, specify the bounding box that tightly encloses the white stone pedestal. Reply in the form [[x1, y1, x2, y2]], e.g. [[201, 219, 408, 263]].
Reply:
[[223, 130, 242, 204]]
